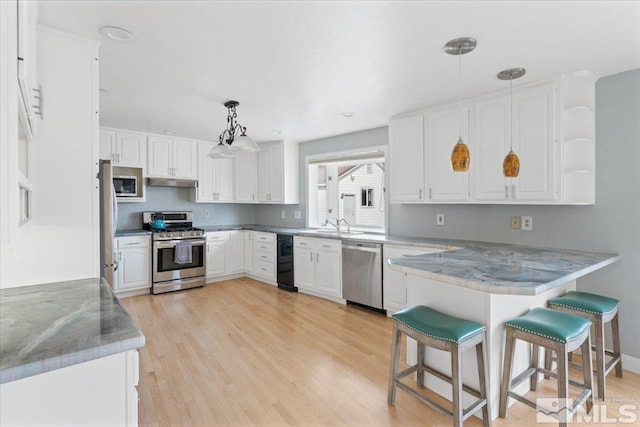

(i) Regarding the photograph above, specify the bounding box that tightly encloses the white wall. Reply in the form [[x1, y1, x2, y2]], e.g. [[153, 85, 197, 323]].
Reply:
[[337, 164, 385, 227], [1, 28, 100, 288]]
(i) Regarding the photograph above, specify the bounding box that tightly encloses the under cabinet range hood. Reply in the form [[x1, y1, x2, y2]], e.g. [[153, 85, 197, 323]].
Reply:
[[146, 177, 198, 188]]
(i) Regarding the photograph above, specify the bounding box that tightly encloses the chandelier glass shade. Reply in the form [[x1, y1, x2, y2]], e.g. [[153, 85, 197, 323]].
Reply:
[[208, 101, 260, 159]]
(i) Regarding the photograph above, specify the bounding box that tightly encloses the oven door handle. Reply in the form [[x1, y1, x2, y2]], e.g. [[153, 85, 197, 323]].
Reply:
[[155, 240, 205, 249]]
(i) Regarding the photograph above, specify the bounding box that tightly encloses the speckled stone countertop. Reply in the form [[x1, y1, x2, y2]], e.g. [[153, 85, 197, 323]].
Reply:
[[0, 278, 145, 384], [387, 240, 620, 296], [115, 229, 152, 237]]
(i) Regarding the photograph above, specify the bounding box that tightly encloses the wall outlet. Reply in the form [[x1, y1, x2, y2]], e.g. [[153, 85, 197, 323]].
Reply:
[[436, 213, 445, 226], [204, 210, 210, 218], [281, 210, 286, 219], [294, 210, 301, 219], [511, 216, 521, 229], [522, 216, 533, 231]]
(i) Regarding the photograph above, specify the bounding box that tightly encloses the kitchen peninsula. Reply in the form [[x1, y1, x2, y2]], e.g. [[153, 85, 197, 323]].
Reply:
[[0, 278, 144, 426], [386, 242, 619, 419]]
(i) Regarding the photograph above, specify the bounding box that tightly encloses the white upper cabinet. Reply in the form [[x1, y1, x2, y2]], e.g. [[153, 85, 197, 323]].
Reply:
[[100, 128, 146, 168], [389, 114, 425, 203], [425, 104, 471, 202], [472, 81, 557, 202], [147, 135, 196, 179], [234, 150, 257, 203], [196, 143, 234, 202], [257, 140, 298, 204], [389, 72, 594, 205], [17, 0, 40, 138], [510, 81, 558, 201]]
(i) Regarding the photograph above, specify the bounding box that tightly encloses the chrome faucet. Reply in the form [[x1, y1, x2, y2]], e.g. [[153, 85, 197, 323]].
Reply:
[[323, 218, 341, 231], [337, 218, 351, 233]]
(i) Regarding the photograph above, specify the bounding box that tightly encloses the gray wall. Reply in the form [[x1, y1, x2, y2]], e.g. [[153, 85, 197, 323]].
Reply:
[[117, 187, 256, 229], [254, 126, 388, 227], [255, 69, 640, 358]]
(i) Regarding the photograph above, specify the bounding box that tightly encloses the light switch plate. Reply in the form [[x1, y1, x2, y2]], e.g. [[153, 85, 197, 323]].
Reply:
[[281, 210, 286, 219], [436, 213, 445, 226], [511, 216, 521, 229], [294, 210, 301, 219]]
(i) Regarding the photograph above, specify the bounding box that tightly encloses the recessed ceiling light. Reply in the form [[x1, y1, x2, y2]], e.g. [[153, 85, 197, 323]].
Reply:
[[99, 88, 110, 95], [271, 129, 282, 135], [162, 130, 176, 135], [99, 26, 136, 42], [341, 112, 355, 118]]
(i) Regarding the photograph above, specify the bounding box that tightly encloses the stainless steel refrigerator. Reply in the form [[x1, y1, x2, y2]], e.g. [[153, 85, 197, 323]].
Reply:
[[98, 159, 118, 288]]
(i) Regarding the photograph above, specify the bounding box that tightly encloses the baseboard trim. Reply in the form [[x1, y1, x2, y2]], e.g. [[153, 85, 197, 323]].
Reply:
[[622, 354, 640, 374]]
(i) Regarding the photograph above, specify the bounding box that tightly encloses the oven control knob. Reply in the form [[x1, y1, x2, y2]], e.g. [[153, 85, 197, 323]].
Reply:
[[160, 233, 166, 238], [179, 232, 184, 237], [191, 231, 195, 236]]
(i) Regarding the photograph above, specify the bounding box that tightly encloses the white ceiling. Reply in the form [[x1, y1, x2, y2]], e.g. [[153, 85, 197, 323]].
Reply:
[[39, 1, 640, 144]]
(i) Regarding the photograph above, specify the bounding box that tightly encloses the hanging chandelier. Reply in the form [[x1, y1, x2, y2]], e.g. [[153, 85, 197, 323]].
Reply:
[[208, 100, 260, 159], [497, 68, 526, 177], [445, 37, 476, 172]]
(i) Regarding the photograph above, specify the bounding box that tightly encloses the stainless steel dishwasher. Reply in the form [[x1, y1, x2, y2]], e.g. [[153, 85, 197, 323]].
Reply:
[[342, 242, 383, 310]]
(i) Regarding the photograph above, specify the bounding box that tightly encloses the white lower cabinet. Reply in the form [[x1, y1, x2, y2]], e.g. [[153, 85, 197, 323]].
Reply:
[[294, 237, 342, 300], [0, 350, 140, 427], [206, 231, 228, 277], [252, 232, 276, 283], [114, 236, 151, 294], [226, 230, 244, 273], [383, 245, 445, 313], [243, 231, 254, 274]]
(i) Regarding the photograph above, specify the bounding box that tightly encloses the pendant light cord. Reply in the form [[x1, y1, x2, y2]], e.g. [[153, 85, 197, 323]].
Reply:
[[458, 46, 463, 140], [509, 73, 513, 152]]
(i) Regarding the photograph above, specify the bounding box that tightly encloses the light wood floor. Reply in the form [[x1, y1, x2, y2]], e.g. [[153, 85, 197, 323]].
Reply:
[[122, 278, 640, 426]]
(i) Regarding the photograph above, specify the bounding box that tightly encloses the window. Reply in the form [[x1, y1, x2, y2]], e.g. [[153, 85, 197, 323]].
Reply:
[[307, 148, 386, 231], [361, 188, 374, 207]]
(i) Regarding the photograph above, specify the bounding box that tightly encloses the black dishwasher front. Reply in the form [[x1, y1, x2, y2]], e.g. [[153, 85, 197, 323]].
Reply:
[[277, 234, 297, 292]]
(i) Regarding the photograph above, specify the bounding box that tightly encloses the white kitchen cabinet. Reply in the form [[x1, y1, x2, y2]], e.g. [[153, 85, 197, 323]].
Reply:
[[114, 236, 151, 294], [472, 81, 558, 202], [147, 135, 197, 179], [294, 237, 342, 300], [206, 231, 228, 277], [383, 245, 443, 313], [243, 231, 254, 274], [252, 232, 276, 283], [17, 0, 40, 138], [389, 72, 593, 205], [424, 104, 471, 202], [257, 140, 299, 204], [226, 230, 244, 273], [235, 150, 257, 203], [100, 128, 147, 168], [0, 350, 140, 427], [197, 143, 234, 202], [388, 114, 425, 203]]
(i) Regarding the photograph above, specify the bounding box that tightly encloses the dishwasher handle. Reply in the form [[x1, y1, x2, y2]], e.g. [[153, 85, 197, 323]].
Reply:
[[342, 242, 381, 253]]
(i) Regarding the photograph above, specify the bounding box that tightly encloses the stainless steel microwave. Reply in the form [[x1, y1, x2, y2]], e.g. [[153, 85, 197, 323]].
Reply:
[[113, 175, 137, 197]]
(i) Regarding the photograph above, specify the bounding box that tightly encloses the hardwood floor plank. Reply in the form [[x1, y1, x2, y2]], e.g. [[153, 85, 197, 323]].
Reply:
[[122, 278, 640, 426]]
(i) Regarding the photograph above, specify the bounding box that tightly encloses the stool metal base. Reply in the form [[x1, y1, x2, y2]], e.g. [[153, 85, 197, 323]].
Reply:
[[388, 321, 490, 427]]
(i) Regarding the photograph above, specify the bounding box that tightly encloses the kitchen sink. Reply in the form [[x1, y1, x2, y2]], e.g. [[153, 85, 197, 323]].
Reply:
[[302, 229, 364, 237]]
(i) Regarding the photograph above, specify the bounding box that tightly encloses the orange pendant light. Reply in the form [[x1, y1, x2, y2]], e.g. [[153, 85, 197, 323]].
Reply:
[[445, 38, 476, 172], [497, 68, 526, 178]]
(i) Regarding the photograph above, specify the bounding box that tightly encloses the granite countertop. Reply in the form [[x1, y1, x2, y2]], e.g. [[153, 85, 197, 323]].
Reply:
[[0, 278, 145, 384], [387, 240, 620, 296], [115, 229, 152, 237]]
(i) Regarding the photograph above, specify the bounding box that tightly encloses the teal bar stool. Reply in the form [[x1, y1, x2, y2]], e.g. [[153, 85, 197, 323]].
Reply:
[[499, 308, 594, 427], [387, 305, 490, 427], [547, 291, 622, 400]]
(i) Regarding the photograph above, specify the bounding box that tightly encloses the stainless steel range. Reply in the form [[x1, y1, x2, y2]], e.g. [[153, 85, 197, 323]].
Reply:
[[143, 211, 206, 294]]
